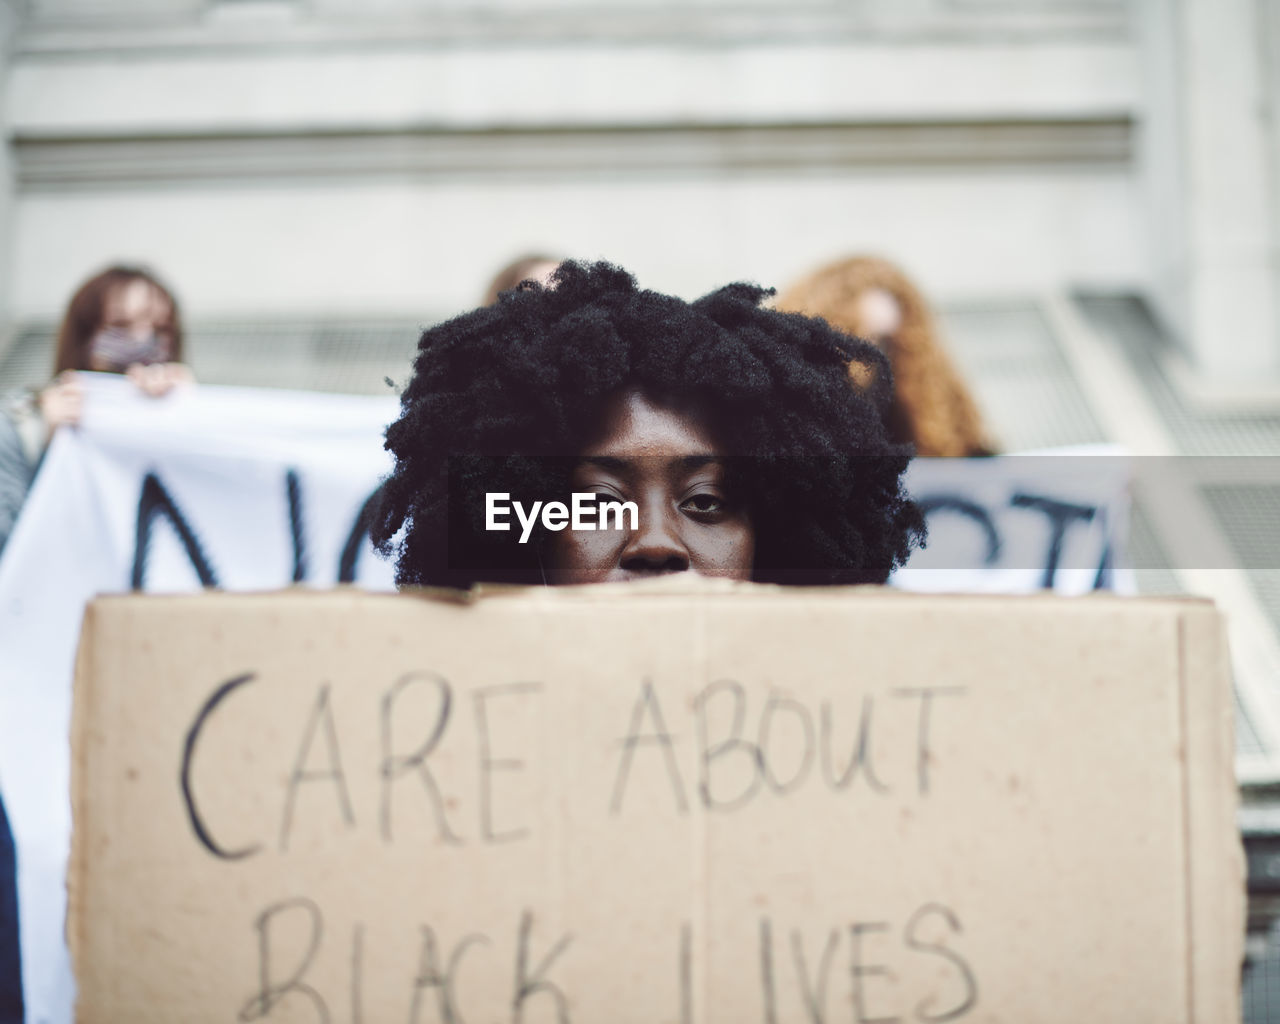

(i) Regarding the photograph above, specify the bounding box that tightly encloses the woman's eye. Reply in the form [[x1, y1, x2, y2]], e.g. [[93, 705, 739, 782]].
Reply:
[[681, 492, 726, 517]]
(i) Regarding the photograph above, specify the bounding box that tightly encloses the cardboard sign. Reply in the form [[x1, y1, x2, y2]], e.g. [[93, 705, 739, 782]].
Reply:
[[69, 584, 1242, 1023]]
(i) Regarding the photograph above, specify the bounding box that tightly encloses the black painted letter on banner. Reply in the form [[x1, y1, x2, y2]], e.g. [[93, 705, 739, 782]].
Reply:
[[131, 471, 218, 589]]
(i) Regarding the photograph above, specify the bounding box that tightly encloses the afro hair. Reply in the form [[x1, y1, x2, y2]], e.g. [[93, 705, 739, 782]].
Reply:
[[373, 260, 924, 588]]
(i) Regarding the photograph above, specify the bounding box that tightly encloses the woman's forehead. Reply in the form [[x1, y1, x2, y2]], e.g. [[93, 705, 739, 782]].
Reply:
[[854, 287, 903, 336], [581, 391, 722, 458], [104, 279, 171, 322]]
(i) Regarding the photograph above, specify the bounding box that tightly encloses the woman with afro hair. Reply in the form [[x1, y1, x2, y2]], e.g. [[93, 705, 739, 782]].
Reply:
[[372, 260, 924, 589]]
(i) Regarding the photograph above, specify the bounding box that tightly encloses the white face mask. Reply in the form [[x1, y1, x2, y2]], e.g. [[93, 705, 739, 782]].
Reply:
[[88, 327, 171, 372]]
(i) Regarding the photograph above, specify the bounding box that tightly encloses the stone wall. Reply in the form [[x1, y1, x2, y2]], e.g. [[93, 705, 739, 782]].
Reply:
[[2, 0, 1149, 329]]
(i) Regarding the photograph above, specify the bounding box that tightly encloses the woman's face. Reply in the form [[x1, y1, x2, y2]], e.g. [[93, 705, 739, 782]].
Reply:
[[853, 287, 903, 351], [544, 391, 755, 583], [521, 260, 561, 290], [88, 278, 176, 373]]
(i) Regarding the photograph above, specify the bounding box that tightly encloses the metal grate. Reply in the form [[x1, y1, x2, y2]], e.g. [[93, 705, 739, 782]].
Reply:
[[939, 303, 1108, 451], [1246, 921, 1280, 1023], [1241, 688, 1269, 760], [1201, 485, 1280, 571], [1203, 480, 1280, 660], [1073, 295, 1280, 455], [0, 323, 60, 394], [185, 320, 422, 396], [0, 318, 424, 397]]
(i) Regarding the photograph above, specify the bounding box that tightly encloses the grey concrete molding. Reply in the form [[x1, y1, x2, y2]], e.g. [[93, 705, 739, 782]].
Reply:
[[14, 117, 1133, 191], [18, 2, 1130, 54]]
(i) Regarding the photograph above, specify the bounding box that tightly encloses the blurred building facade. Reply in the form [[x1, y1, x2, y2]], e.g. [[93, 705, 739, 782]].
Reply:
[[0, 0, 1271, 386]]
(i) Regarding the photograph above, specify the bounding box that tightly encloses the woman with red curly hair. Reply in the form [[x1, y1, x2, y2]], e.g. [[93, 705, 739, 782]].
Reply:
[[776, 255, 996, 458]]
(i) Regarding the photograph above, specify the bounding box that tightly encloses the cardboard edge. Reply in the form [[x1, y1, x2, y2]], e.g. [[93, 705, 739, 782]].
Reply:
[[1179, 603, 1245, 1023], [66, 598, 99, 1024], [84, 581, 1223, 610]]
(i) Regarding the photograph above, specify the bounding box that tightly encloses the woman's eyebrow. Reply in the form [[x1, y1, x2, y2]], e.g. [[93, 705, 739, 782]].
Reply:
[[673, 455, 722, 471], [581, 454, 721, 469], [577, 454, 723, 477], [579, 456, 631, 474]]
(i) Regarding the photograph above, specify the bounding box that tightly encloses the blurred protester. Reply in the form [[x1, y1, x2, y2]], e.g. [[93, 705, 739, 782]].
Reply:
[[0, 266, 193, 555], [374, 259, 924, 588], [481, 253, 562, 305], [776, 255, 995, 457]]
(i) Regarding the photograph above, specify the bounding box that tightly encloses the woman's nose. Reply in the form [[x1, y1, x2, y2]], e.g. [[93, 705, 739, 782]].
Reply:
[[619, 502, 690, 576]]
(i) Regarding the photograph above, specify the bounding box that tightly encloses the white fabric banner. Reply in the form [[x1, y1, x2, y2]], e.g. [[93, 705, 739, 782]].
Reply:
[[0, 376, 1129, 1023], [898, 449, 1131, 595], [0, 376, 397, 1023]]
